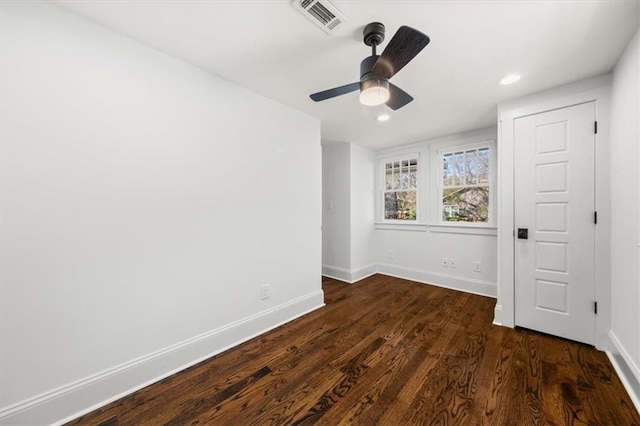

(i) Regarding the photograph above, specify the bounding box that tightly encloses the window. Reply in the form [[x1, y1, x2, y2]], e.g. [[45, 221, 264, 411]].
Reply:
[[440, 146, 490, 223], [383, 156, 418, 221]]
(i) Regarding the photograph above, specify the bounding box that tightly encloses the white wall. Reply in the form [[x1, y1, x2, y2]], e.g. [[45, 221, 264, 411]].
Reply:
[[0, 2, 322, 424], [322, 143, 351, 273], [321, 143, 376, 282], [374, 128, 498, 297], [609, 28, 640, 384], [349, 144, 376, 279]]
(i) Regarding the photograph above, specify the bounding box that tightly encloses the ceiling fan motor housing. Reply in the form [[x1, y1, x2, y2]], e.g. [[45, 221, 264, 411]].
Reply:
[[360, 55, 380, 80]]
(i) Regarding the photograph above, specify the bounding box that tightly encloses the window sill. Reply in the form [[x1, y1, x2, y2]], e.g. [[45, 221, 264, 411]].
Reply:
[[429, 224, 497, 236], [375, 222, 428, 231]]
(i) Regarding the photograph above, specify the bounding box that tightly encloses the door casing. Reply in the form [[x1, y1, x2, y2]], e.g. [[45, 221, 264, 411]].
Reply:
[[495, 76, 611, 350]]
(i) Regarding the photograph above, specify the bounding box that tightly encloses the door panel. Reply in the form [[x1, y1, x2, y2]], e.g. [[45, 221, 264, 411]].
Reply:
[[514, 102, 595, 345]]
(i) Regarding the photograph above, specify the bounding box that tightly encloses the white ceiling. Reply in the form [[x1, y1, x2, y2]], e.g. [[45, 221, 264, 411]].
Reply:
[[51, 0, 639, 150]]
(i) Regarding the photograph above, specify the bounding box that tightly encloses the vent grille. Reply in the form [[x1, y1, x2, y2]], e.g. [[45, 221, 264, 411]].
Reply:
[[292, 0, 347, 35]]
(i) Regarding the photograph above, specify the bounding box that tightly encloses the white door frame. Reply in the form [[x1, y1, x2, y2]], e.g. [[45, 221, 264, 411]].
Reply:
[[495, 75, 612, 350]]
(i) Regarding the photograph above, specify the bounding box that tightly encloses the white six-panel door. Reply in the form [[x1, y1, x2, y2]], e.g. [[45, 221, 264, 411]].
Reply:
[[514, 102, 596, 345]]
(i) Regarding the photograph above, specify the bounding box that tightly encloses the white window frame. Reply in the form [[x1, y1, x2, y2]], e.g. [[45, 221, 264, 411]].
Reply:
[[376, 152, 427, 230], [430, 139, 496, 232]]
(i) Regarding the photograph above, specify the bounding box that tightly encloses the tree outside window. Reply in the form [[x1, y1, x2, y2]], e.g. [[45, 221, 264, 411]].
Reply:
[[441, 147, 490, 222], [384, 158, 418, 220]]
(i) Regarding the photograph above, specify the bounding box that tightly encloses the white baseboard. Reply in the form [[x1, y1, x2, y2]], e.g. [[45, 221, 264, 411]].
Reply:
[[492, 304, 504, 326], [0, 291, 325, 426], [322, 264, 353, 283], [607, 331, 640, 414], [322, 264, 377, 284], [351, 264, 378, 282], [377, 263, 497, 298], [323, 263, 496, 298]]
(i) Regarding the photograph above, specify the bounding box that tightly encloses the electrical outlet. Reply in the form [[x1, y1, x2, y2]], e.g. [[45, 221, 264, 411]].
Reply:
[[449, 258, 456, 269], [387, 250, 394, 260], [474, 261, 482, 272], [260, 284, 270, 300], [442, 258, 449, 268]]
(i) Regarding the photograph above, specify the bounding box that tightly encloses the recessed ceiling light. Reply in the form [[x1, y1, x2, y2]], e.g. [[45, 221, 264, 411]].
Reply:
[[500, 74, 521, 85], [377, 114, 390, 122]]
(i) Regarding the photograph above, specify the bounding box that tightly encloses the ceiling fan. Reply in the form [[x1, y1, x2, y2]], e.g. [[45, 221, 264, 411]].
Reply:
[[310, 22, 430, 110]]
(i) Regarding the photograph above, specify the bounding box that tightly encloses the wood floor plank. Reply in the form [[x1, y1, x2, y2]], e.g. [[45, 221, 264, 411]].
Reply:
[[396, 293, 494, 425], [317, 310, 431, 424], [67, 275, 640, 426]]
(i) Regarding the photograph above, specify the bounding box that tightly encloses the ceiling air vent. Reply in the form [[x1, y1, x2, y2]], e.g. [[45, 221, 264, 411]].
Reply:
[[292, 0, 347, 35]]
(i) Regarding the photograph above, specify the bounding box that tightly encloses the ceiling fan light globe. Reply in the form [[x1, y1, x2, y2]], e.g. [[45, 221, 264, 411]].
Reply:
[[359, 79, 390, 106]]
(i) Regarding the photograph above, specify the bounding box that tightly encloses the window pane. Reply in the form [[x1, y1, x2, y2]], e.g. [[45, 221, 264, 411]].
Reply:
[[391, 169, 400, 189], [385, 168, 393, 190], [443, 154, 454, 186], [385, 191, 417, 220], [442, 187, 489, 222], [477, 148, 490, 183], [453, 151, 465, 186], [465, 149, 478, 185], [400, 163, 409, 189], [409, 164, 417, 188]]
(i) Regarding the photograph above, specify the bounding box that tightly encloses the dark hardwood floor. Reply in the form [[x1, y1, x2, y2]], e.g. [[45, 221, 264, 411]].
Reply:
[[68, 275, 640, 425]]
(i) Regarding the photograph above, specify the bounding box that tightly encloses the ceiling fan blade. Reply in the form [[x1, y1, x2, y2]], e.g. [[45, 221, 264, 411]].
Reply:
[[386, 83, 413, 110], [372, 26, 430, 79], [310, 82, 360, 102]]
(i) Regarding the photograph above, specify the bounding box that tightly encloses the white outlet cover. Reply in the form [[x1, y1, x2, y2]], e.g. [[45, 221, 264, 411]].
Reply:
[[261, 285, 270, 299]]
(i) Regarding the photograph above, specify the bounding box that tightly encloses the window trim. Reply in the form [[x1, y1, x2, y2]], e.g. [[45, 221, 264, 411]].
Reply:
[[431, 139, 496, 227], [378, 152, 422, 225]]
